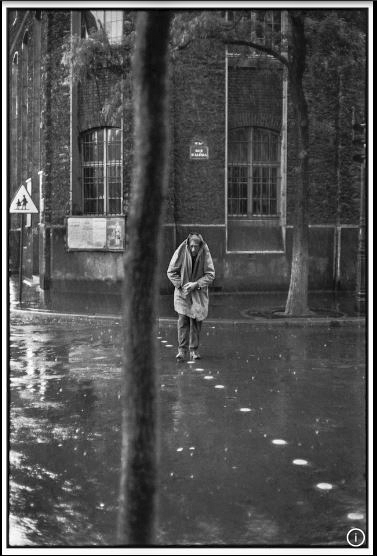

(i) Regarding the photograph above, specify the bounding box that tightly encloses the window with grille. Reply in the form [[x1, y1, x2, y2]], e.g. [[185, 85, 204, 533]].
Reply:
[[254, 10, 281, 49], [225, 10, 282, 52], [81, 128, 122, 215], [82, 10, 123, 44], [228, 128, 280, 218]]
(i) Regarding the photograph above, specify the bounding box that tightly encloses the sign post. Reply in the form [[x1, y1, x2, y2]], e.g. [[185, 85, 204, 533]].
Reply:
[[10, 185, 39, 304], [18, 214, 25, 303]]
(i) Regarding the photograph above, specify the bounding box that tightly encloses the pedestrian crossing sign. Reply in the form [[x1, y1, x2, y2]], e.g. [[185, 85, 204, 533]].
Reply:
[[10, 185, 38, 214]]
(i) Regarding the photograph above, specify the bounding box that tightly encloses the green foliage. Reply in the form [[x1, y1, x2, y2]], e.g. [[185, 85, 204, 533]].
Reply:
[[170, 10, 284, 61], [62, 24, 135, 82], [303, 10, 366, 222], [170, 11, 231, 52], [306, 11, 365, 80], [61, 21, 135, 124]]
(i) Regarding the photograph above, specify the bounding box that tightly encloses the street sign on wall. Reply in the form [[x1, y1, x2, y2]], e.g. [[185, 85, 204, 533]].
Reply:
[[189, 140, 209, 159], [10, 185, 38, 214]]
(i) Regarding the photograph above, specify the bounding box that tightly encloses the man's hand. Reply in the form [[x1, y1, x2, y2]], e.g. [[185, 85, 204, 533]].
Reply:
[[182, 281, 198, 294]]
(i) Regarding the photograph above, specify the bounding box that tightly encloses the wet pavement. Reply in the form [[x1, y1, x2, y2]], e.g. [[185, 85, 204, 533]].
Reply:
[[8, 310, 367, 548]]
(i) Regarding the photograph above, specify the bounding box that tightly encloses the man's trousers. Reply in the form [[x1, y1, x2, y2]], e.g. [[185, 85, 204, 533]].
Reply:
[[177, 313, 202, 351]]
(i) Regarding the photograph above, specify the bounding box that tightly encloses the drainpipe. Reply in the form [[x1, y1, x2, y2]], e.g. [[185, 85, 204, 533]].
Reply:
[[334, 69, 342, 290], [39, 12, 52, 290], [280, 10, 288, 252]]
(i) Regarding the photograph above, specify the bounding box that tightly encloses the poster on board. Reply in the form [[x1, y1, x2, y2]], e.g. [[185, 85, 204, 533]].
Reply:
[[67, 217, 125, 250]]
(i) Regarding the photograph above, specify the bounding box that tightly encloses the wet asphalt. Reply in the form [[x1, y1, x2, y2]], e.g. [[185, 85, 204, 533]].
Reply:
[[8, 310, 367, 548]]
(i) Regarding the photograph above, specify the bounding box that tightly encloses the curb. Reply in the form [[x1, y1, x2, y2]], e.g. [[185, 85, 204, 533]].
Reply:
[[10, 308, 366, 327]]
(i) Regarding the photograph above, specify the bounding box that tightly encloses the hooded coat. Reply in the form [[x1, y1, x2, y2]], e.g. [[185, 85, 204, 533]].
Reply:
[[167, 234, 215, 321]]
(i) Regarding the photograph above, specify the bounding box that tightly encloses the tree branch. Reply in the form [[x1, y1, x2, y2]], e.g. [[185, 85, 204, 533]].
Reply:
[[225, 39, 289, 67]]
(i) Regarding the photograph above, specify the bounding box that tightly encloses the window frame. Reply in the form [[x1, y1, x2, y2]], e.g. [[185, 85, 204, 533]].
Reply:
[[80, 127, 123, 216], [226, 10, 282, 55], [227, 127, 281, 219], [81, 10, 124, 45]]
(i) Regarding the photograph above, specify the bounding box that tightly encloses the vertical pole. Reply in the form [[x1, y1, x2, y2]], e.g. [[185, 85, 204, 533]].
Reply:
[[18, 214, 24, 303], [280, 11, 288, 252], [334, 69, 343, 291], [224, 18, 229, 252], [335, 225, 342, 290], [352, 107, 366, 309], [356, 159, 366, 305]]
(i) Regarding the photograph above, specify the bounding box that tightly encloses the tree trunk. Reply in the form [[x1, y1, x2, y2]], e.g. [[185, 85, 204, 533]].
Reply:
[[285, 14, 310, 316], [117, 11, 171, 545]]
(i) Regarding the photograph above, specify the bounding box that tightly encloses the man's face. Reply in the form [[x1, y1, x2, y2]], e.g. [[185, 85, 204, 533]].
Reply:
[[189, 238, 201, 257]]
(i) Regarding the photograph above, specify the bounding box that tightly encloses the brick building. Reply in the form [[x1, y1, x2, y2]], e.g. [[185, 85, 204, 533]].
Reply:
[[8, 8, 366, 293]]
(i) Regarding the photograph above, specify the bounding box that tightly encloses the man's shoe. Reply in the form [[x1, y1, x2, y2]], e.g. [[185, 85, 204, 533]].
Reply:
[[190, 350, 201, 360], [176, 349, 186, 361]]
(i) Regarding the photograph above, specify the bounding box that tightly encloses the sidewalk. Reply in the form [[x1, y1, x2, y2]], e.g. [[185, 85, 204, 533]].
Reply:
[[9, 277, 366, 326]]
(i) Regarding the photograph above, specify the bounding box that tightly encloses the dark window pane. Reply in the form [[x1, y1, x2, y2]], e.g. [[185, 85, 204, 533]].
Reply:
[[256, 22, 264, 39], [84, 199, 97, 214], [107, 165, 121, 179], [229, 128, 249, 142], [109, 199, 121, 214], [253, 200, 261, 214], [84, 182, 95, 198], [83, 167, 94, 179], [262, 199, 269, 214], [228, 181, 234, 198], [108, 181, 121, 198], [262, 181, 269, 197], [108, 142, 121, 161], [229, 141, 248, 163], [97, 181, 104, 197], [83, 141, 93, 162], [270, 136, 279, 161], [97, 199, 104, 214]]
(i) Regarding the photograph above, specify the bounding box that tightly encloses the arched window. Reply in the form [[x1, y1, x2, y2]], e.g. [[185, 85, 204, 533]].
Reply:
[[228, 127, 280, 217], [81, 127, 122, 215], [81, 10, 123, 44]]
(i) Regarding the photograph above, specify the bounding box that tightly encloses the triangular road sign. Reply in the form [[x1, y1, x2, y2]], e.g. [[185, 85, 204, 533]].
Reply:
[[10, 185, 38, 214]]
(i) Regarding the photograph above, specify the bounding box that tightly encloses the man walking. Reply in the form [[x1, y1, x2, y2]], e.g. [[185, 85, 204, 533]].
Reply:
[[167, 233, 215, 361]]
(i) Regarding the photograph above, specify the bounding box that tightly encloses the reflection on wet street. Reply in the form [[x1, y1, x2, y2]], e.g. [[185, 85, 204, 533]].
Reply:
[[9, 315, 367, 547]]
